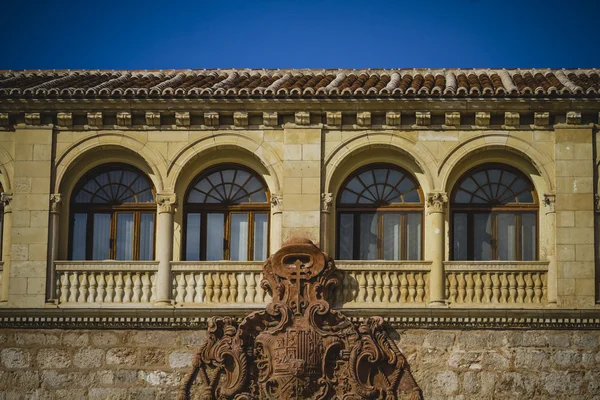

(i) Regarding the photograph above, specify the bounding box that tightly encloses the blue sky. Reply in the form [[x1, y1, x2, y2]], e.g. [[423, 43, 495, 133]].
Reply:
[[2, 0, 599, 70]]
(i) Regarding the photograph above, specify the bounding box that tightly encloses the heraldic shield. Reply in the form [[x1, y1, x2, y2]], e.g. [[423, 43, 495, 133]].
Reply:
[[179, 238, 422, 400]]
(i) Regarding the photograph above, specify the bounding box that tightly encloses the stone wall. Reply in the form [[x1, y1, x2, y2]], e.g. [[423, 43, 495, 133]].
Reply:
[[1, 328, 599, 399]]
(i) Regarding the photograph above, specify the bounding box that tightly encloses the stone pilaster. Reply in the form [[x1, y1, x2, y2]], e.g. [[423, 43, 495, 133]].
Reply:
[[154, 193, 177, 306], [426, 192, 448, 307], [544, 193, 557, 305], [0, 192, 12, 302]]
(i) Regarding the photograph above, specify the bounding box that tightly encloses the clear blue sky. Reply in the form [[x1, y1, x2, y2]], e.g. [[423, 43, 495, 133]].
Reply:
[[2, 0, 599, 70]]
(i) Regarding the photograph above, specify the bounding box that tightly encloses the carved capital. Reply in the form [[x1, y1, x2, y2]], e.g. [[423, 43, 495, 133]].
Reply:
[[504, 112, 520, 127], [567, 111, 582, 125], [427, 192, 448, 214], [50, 193, 62, 214], [87, 112, 103, 127], [544, 194, 556, 214], [475, 111, 491, 127], [1, 192, 13, 213], [295, 111, 310, 125], [204, 112, 219, 127], [445, 111, 460, 126], [416, 111, 431, 126], [57, 112, 73, 127], [25, 113, 41, 126], [357, 111, 371, 127], [145, 111, 161, 126], [176, 112, 190, 127], [326, 111, 342, 126], [263, 111, 278, 127], [116, 112, 131, 127], [385, 111, 401, 126], [156, 193, 177, 213], [233, 111, 248, 127], [270, 192, 283, 213], [321, 192, 333, 212]]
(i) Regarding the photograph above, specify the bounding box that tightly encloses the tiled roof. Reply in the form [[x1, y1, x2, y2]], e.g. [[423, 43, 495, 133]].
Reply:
[[1, 69, 599, 99]]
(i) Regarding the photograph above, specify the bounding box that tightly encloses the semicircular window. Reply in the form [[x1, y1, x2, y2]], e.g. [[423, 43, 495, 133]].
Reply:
[[451, 164, 538, 261], [70, 164, 156, 261], [184, 165, 270, 262], [337, 164, 423, 261]]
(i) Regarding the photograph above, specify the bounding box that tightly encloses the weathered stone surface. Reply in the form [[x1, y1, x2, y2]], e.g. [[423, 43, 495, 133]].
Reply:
[[1, 348, 31, 369], [106, 348, 137, 366], [168, 351, 194, 369], [73, 347, 104, 368], [37, 349, 71, 369]]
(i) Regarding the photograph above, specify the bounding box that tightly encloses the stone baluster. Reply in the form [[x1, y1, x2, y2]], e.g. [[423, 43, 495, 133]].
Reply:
[[79, 272, 89, 303], [220, 273, 229, 303], [68, 272, 79, 303], [185, 273, 195, 303], [390, 272, 399, 303], [123, 273, 132, 303], [491, 273, 500, 303], [175, 273, 186, 303], [465, 273, 474, 303], [366, 272, 375, 302], [97, 273, 107, 302], [155, 194, 177, 306], [447, 273, 457, 303], [255, 273, 264, 303], [525, 273, 534, 303], [416, 272, 425, 303], [213, 273, 222, 303], [341, 272, 350, 304], [115, 272, 124, 302], [499, 273, 509, 303], [195, 273, 205, 303], [516, 273, 525, 303], [246, 273, 255, 303], [399, 273, 408, 303], [88, 273, 97, 303], [59, 273, 69, 303], [374, 272, 383, 302], [357, 272, 367, 303], [132, 272, 142, 302], [483, 273, 492, 303], [474, 273, 483, 303], [407, 273, 416, 302], [141, 272, 151, 302], [456, 273, 465, 303], [205, 273, 214, 302], [237, 272, 246, 303], [106, 272, 115, 303]]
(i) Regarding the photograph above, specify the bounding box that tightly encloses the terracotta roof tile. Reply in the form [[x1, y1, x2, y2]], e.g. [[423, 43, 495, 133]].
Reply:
[[0, 69, 598, 99]]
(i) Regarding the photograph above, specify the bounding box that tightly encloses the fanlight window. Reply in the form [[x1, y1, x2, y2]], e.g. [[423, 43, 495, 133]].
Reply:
[[337, 164, 423, 260], [69, 164, 156, 261], [451, 164, 538, 261], [184, 165, 269, 261]]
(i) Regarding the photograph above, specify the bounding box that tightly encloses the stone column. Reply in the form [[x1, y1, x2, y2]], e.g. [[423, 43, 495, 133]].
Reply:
[[270, 193, 283, 254], [320, 193, 333, 254], [154, 193, 176, 306], [544, 194, 557, 305], [0, 193, 12, 303], [46, 194, 62, 303], [427, 192, 448, 307]]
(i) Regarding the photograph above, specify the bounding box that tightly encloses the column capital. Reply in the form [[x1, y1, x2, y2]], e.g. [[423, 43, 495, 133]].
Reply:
[[156, 193, 177, 213], [50, 193, 62, 214], [544, 193, 556, 214], [426, 192, 448, 214], [1, 192, 13, 213], [270, 192, 283, 213], [321, 193, 333, 213]]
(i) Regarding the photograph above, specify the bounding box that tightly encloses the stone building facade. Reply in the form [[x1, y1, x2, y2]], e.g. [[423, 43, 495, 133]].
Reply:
[[0, 68, 599, 398]]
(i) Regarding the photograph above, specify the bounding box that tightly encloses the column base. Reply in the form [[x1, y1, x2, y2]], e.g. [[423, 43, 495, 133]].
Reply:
[[428, 300, 449, 308], [153, 299, 175, 307]]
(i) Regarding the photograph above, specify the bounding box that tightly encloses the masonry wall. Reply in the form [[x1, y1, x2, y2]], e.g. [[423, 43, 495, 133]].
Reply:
[[1, 328, 599, 399]]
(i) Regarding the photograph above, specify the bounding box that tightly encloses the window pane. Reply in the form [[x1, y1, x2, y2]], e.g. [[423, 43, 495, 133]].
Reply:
[[206, 213, 224, 261], [116, 213, 134, 260], [230, 213, 249, 261], [383, 214, 401, 260], [453, 213, 468, 260], [473, 214, 492, 261], [407, 213, 422, 260], [92, 214, 111, 260], [139, 214, 154, 261], [253, 213, 268, 261], [338, 214, 354, 259], [359, 213, 377, 260], [497, 213, 516, 261], [185, 213, 201, 261], [72, 213, 87, 259], [521, 213, 537, 261]]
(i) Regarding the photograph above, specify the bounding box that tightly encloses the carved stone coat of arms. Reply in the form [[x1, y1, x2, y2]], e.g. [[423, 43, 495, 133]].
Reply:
[[179, 238, 422, 400]]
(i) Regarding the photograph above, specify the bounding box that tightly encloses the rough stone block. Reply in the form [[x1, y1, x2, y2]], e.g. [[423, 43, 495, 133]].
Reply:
[[1, 348, 31, 369], [73, 348, 104, 368], [168, 351, 194, 368], [106, 348, 137, 366], [37, 349, 71, 369]]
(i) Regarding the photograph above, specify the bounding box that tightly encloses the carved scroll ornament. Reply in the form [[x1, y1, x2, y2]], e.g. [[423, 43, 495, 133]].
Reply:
[[179, 238, 422, 400]]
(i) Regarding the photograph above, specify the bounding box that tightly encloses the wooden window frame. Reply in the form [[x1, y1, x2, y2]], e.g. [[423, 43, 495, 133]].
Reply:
[[336, 163, 425, 261]]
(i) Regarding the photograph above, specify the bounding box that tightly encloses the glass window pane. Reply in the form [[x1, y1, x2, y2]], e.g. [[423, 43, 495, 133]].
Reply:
[[71, 213, 87, 260], [206, 213, 225, 261], [253, 213, 268, 261], [338, 214, 354, 260], [497, 213, 516, 261], [473, 214, 492, 261], [383, 214, 401, 260], [521, 213, 537, 261], [359, 213, 378, 260], [116, 213, 134, 260], [407, 213, 422, 260], [453, 213, 468, 260], [92, 214, 111, 260], [139, 214, 154, 261], [185, 213, 201, 261], [230, 213, 249, 261]]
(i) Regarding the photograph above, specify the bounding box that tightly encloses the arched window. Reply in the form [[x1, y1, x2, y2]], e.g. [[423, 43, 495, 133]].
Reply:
[[184, 165, 270, 261], [69, 164, 156, 260], [451, 163, 538, 261], [337, 164, 423, 260]]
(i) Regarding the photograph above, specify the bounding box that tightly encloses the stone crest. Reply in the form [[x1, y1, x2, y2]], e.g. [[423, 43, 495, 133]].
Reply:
[[179, 238, 421, 400]]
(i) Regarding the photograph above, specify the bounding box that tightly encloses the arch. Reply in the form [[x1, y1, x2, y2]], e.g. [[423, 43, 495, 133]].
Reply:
[[324, 132, 436, 196], [0, 144, 14, 192]]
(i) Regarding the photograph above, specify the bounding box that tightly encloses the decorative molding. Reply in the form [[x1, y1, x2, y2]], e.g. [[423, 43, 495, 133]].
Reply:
[[567, 111, 582, 125], [0, 192, 13, 212], [175, 111, 190, 127], [321, 192, 333, 212], [145, 111, 161, 126], [385, 111, 401, 126], [0, 113, 8, 127], [534, 112, 550, 126], [116, 112, 131, 127], [204, 111, 219, 126], [445, 111, 460, 126], [544, 193, 556, 214], [87, 112, 103, 127], [426, 192, 448, 214], [263, 111, 278, 127], [56, 112, 72, 127], [443, 260, 549, 272], [295, 111, 310, 125], [504, 111, 520, 127], [416, 111, 431, 126], [24, 112, 40, 125], [326, 111, 342, 126], [270, 192, 283, 213], [156, 193, 177, 213], [50, 193, 62, 214], [475, 111, 491, 127], [233, 111, 248, 127], [357, 111, 371, 127]]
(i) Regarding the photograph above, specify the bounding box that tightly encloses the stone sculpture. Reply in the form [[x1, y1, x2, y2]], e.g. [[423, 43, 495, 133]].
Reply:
[[179, 238, 422, 400]]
